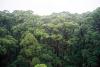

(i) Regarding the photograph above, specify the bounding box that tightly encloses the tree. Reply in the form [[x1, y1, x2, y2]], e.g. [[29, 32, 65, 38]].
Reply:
[[20, 31, 38, 47]]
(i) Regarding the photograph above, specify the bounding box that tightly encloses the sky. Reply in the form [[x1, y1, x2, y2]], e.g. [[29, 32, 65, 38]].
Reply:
[[0, 0, 100, 15]]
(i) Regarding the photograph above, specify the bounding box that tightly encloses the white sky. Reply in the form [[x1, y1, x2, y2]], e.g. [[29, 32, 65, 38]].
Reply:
[[0, 0, 100, 15]]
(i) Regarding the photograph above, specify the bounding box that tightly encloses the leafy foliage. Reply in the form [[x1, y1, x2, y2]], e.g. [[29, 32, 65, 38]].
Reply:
[[0, 8, 100, 67]]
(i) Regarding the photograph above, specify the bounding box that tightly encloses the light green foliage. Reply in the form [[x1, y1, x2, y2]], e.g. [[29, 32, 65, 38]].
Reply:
[[20, 31, 38, 47], [34, 28, 49, 38], [35, 64, 47, 67], [50, 34, 63, 40], [63, 22, 78, 29], [19, 31, 42, 60]]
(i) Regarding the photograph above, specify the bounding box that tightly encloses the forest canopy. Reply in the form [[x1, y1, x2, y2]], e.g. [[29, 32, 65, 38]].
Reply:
[[0, 7, 100, 67]]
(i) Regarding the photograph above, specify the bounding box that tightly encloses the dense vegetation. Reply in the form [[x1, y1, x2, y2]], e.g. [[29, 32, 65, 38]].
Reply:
[[0, 7, 100, 67]]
